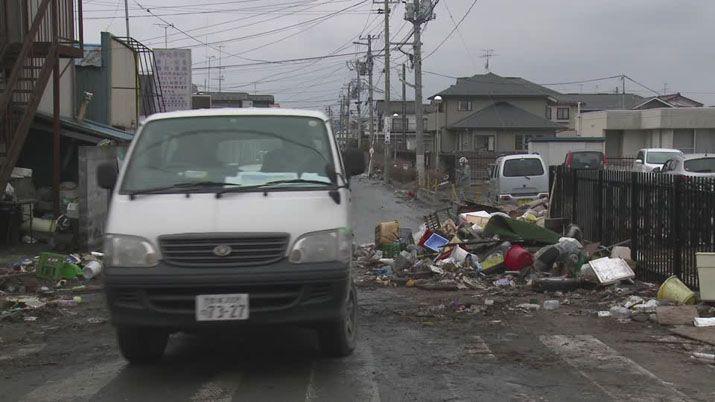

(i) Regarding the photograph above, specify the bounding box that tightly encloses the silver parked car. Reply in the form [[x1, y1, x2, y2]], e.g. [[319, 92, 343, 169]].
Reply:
[[657, 154, 715, 177]]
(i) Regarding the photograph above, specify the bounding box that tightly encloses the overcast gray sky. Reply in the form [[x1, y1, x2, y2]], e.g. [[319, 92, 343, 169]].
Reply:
[[82, 0, 715, 110]]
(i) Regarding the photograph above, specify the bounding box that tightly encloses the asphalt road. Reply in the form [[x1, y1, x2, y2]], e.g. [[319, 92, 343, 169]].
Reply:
[[1, 178, 713, 401]]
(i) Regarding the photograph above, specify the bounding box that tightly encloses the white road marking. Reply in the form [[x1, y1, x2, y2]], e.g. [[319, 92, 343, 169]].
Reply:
[[190, 370, 243, 402], [540, 335, 691, 402], [466, 336, 495, 360], [304, 361, 318, 402], [21, 359, 126, 402], [307, 343, 380, 402], [0, 343, 46, 361]]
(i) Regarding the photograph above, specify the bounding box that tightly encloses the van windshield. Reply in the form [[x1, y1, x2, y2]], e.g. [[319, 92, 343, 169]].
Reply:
[[503, 158, 544, 177], [121, 115, 333, 193]]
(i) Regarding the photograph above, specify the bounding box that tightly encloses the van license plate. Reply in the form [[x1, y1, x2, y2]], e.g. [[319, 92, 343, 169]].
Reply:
[[195, 294, 249, 321]]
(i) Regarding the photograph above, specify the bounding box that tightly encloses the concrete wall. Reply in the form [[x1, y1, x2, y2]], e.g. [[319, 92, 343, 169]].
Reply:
[[580, 111, 608, 136], [110, 38, 138, 130], [621, 129, 647, 156], [695, 129, 715, 153], [78, 146, 124, 250], [37, 59, 75, 118]]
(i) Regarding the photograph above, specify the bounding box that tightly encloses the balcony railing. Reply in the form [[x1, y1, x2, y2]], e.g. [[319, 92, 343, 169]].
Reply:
[[2, 0, 83, 54]]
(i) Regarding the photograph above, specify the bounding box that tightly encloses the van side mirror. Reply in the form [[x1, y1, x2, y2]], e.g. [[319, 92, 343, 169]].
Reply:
[[97, 162, 118, 190], [652, 167, 661, 173], [634, 159, 643, 164], [342, 149, 365, 177]]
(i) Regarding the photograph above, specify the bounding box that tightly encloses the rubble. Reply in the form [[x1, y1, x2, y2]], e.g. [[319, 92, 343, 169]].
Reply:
[[354, 200, 714, 333], [1, 250, 104, 323]]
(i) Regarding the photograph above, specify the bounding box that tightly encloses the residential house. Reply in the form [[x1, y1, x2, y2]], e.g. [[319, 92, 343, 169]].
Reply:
[[375, 100, 435, 152], [552, 93, 644, 130], [632, 93, 703, 110], [192, 91, 276, 109], [428, 73, 565, 163], [580, 107, 715, 156]]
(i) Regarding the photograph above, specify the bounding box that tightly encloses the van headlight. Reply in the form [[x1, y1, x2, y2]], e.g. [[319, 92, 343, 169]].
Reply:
[[104, 234, 159, 267], [289, 229, 352, 264]]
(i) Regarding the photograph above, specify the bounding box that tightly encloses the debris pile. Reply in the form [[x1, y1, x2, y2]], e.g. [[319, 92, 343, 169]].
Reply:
[[355, 201, 715, 333], [0, 251, 104, 322]]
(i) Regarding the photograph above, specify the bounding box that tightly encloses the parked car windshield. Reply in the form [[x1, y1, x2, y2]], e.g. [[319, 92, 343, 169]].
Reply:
[[571, 152, 603, 169], [684, 157, 715, 173], [503, 158, 544, 177], [121, 115, 333, 193], [646, 151, 681, 164]]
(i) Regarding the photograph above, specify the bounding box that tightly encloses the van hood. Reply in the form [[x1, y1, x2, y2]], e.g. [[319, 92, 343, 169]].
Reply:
[[105, 190, 350, 251]]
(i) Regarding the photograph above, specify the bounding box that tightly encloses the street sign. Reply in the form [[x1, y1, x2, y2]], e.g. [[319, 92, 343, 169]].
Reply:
[[384, 116, 391, 144]]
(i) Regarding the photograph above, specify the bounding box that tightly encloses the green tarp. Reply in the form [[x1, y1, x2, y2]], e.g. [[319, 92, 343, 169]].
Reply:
[[483, 214, 561, 245]]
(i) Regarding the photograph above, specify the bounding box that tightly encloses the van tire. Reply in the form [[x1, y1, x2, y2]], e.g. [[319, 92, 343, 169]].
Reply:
[[117, 326, 168, 364], [318, 285, 357, 358]]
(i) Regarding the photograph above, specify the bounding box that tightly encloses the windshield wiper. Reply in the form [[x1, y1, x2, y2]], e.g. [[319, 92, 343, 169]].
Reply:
[[127, 181, 241, 199], [215, 179, 334, 198]]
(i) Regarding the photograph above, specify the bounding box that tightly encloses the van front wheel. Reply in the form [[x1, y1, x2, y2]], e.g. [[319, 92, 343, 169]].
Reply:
[[318, 285, 357, 357], [117, 326, 168, 364]]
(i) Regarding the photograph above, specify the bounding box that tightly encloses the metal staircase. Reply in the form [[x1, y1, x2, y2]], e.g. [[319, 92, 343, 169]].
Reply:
[[0, 0, 82, 194]]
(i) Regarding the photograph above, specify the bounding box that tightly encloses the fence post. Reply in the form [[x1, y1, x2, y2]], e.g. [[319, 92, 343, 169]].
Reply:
[[630, 172, 638, 262], [597, 169, 603, 242], [672, 175, 682, 277], [571, 169, 578, 224]]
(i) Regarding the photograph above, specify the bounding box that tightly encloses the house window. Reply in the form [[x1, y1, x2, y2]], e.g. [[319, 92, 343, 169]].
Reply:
[[556, 107, 569, 120], [457, 101, 472, 111], [545, 106, 552, 120], [391, 117, 403, 132], [515, 134, 532, 151]]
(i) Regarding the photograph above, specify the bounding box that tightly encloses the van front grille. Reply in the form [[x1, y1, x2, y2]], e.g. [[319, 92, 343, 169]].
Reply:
[[159, 233, 290, 267]]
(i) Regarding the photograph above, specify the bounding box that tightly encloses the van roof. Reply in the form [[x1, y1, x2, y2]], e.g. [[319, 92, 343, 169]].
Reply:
[[142, 108, 329, 123], [640, 148, 683, 153]]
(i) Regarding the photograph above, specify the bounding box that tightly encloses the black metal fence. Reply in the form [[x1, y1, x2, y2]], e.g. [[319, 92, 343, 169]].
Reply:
[[551, 167, 715, 289]]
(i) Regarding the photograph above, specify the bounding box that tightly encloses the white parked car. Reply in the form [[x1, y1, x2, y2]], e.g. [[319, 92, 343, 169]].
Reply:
[[487, 154, 549, 205], [633, 148, 683, 173], [657, 154, 715, 177]]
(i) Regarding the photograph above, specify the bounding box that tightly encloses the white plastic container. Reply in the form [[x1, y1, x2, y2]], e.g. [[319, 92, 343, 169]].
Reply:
[[696, 253, 715, 302]]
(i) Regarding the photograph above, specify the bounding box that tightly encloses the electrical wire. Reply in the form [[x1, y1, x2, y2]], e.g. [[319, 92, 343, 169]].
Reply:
[[423, 0, 478, 60]]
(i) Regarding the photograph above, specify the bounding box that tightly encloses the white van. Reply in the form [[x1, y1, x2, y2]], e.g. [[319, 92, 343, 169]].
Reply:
[[487, 154, 549, 204], [97, 108, 365, 363], [633, 148, 683, 173]]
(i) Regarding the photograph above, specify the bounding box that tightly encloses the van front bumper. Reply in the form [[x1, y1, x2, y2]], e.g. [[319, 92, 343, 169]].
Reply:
[[104, 260, 350, 329]]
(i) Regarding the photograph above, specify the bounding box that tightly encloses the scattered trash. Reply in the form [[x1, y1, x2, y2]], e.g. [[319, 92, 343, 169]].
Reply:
[[692, 352, 715, 362], [87, 317, 106, 324], [609, 306, 631, 319], [588, 257, 635, 285], [517, 303, 541, 311], [543, 300, 560, 310], [657, 276, 696, 305], [695, 252, 715, 302], [493, 278, 514, 287], [23, 316, 37, 322], [693, 317, 715, 327], [598, 311, 612, 318]]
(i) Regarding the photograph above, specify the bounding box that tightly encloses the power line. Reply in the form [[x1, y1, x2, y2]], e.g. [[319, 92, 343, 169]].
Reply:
[[624, 75, 661, 96], [423, 0, 478, 60], [193, 51, 365, 70]]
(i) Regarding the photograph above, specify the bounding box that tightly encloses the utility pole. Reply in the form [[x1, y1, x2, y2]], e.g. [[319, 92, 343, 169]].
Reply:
[[401, 63, 407, 159], [621, 74, 626, 109], [382, 0, 393, 184], [124, 0, 130, 37], [354, 36, 377, 170], [355, 64, 362, 149], [207, 56, 214, 92], [218, 45, 225, 92], [154, 24, 171, 48], [406, 0, 436, 186]]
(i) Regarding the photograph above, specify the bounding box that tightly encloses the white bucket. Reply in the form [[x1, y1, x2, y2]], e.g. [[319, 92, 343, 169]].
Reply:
[[82, 260, 103, 279]]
